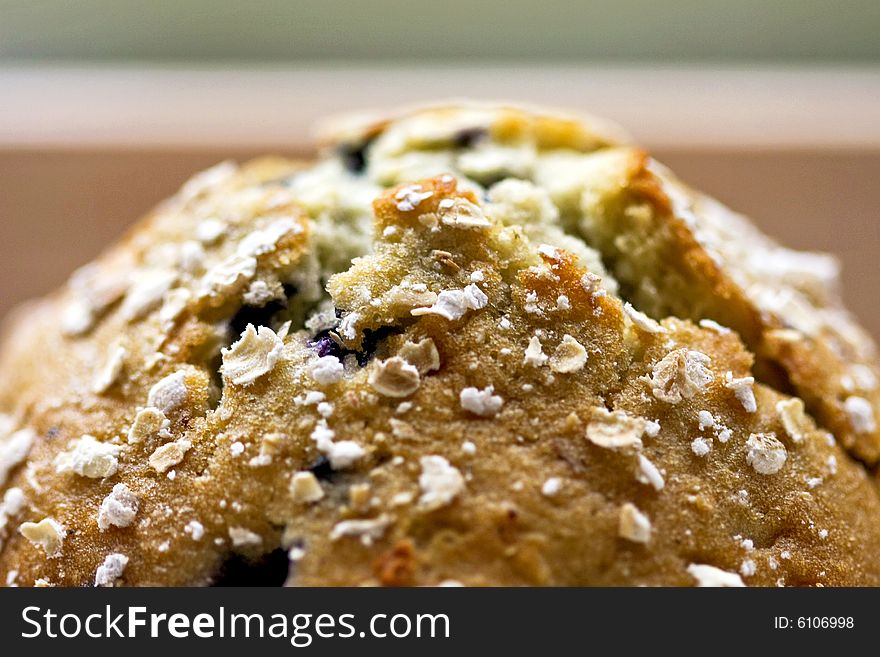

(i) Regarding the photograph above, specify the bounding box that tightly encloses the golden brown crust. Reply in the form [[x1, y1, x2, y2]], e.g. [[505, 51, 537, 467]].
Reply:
[[0, 104, 878, 588], [574, 149, 880, 464]]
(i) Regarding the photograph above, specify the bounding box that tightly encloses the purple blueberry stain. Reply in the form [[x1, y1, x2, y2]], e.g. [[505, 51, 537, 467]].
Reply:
[[309, 333, 342, 359]]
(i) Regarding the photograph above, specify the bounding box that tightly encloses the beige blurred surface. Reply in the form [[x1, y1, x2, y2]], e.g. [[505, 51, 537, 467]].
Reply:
[[1, 147, 877, 339], [3, 66, 880, 150]]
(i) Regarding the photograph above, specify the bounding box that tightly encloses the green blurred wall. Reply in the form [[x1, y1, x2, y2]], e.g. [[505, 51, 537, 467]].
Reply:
[[1, 0, 879, 63]]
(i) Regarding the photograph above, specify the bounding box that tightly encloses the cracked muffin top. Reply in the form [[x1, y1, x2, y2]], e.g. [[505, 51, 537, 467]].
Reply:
[[0, 102, 878, 587]]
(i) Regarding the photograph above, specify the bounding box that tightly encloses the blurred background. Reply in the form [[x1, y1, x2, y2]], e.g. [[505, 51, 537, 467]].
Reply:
[[1, 1, 878, 335]]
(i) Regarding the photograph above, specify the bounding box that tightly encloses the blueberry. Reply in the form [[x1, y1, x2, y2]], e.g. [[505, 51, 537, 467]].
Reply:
[[453, 127, 488, 149], [338, 136, 376, 175], [210, 548, 290, 587], [309, 333, 343, 359], [308, 322, 403, 366], [307, 455, 335, 482]]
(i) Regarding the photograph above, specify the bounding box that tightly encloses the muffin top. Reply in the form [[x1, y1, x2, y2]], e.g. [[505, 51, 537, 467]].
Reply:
[[0, 102, 878, 587]]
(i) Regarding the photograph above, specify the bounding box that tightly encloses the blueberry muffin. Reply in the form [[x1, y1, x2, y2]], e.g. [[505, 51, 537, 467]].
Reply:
[[0, 103, 878, 587]]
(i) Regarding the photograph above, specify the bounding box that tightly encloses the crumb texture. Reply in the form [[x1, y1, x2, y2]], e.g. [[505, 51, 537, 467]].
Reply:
[[0, 102, 879, 587]]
